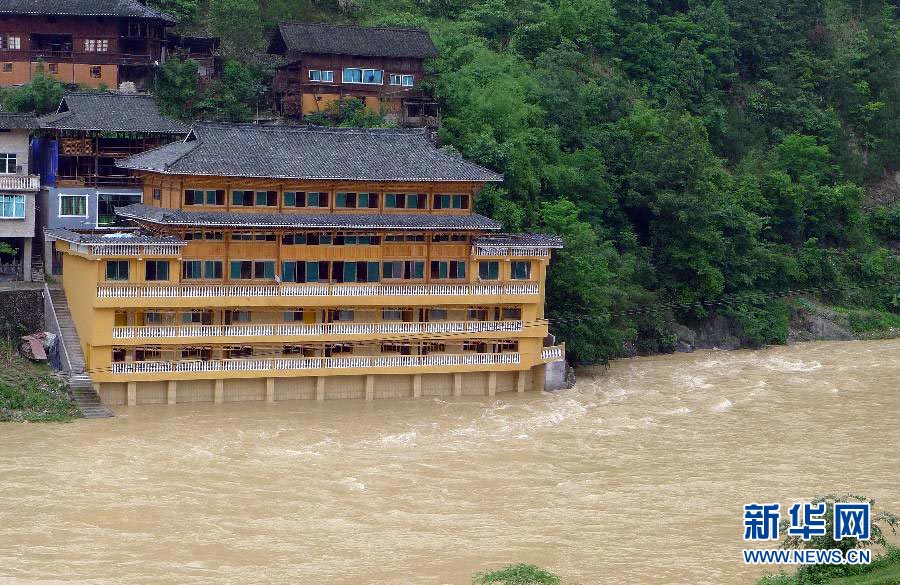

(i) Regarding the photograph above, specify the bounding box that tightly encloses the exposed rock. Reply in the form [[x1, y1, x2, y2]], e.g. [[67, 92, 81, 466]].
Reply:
[[621, 341, 638, 358], [691, 315, 742, 350], [564, 365, 577, 389], [672, 324, 697, 346], [676, 341, 694, 353]]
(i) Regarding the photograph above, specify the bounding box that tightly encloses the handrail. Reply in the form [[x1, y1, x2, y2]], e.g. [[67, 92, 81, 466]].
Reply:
[[43, 284, 72, 373]]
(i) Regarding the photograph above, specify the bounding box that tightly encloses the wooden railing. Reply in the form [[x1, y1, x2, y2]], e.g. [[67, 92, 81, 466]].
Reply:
[[0, 175, 39, 191], [111, 352, 522, 374], [112, 320, 526, 339], [97, 282, 541, 299]]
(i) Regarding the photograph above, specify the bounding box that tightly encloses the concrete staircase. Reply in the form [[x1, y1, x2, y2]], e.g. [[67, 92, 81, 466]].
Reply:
[[47, 287, 113, 419]]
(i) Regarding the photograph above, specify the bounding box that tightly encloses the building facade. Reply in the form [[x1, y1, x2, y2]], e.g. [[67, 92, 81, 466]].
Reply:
[[269, 22, 440, 127], [50, 123, 565, 406], [0, 113, 39, 281], [34, 91, 188, 273], [0, 0, 176, 89]]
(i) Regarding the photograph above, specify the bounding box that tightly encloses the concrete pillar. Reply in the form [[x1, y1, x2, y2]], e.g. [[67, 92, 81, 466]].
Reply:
[[487, 371, 496, 397], [365, 375, 374, 401], [453, 372, 462, 397], [127, 381, 137, 406], [214, 379, 224, 404], [266, 377, 275, 402], [412, 374, 422, 398], [316, 376, 325, 401], [516, 370, 527, 393], [533, 364, 546, 393], [166, 380, 177, 405], [22, 237, 32, 282]]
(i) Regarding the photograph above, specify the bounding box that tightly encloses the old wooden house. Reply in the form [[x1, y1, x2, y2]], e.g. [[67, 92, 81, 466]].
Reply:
[[268, 22, 441, 127]]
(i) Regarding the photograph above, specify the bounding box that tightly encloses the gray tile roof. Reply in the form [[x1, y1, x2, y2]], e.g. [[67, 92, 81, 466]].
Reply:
[[271, 22, 438, 59], [45, 227, 186, 245], [116, 204, 502, 231], [473, 233, 564, 248], [0, 113, 38, 130], [0, 0, 176, 22], [39, 92, 189, 134], [117, 123, 503, 182]]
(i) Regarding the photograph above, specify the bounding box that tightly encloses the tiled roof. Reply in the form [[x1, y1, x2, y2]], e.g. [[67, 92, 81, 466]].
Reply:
[[39, 92, 189, 134], [117, 123, 502, 182], [116, 204, 502, 231], [45, 227, 186, 245], [473, 233, 564, 248], [271, 22, 438, 59], [0, 0, 176, 22], [0, 113, 38, 130]]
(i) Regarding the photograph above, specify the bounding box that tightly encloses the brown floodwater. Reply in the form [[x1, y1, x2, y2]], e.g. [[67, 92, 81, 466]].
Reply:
[[1, 340, 898, 584]]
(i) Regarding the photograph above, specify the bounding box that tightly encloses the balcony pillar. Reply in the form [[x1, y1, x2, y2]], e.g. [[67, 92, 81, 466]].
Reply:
[[127, 381, 137, 406], [412, 374, 422, 398], [453, 373, 462, 397], [487, 371, 496, 397], [316, 377, 325, 401], [365, 375, 374, 401], [166, 380, 177, 405], [214, 379, 224, 404], [22, 238, 32, 282], [266, 377, 275, 402], [516, 370, 527, 393]]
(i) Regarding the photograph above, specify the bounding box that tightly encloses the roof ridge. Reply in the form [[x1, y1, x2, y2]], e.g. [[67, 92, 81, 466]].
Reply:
[[193, 121, 425, 135], [279, 21, 430, 34]]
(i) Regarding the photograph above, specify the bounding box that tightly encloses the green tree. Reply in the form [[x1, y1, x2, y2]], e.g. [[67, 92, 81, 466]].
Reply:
[[1, 63, 64, 114], [473, 564, 561, 585], [152, 57, 202, 121]]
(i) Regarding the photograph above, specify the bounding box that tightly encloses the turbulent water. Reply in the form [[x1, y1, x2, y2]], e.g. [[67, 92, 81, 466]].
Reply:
[[1, 340, 898, 584]]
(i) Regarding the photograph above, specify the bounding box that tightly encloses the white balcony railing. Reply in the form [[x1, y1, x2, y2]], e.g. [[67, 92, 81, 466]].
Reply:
[[98, 282, 541, 299], [111, 320, 527, 340], [70, 243, 184, 257], [110, 352, 522, 374], [0, 175, 39, 191], [540, 344, 565, 362], [473, 246, 551, 257]]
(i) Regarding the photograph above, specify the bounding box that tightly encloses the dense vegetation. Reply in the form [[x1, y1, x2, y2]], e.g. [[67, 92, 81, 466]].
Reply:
[[10, 0, 897, 364], [0, 348, 78, 422]]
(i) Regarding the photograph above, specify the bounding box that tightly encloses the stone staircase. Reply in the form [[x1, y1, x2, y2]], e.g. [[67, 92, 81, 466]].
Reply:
[[47, 287, 113, 419], [30, 259, 45, 283]]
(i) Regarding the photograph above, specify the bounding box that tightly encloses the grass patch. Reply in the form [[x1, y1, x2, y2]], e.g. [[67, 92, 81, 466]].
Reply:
[[0, 351, 78, 422], [830, 306, 900, 339]]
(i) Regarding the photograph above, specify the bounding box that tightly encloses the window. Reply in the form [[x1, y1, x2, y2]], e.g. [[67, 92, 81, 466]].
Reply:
[[382, 260, 424, 280], [383, 234, 425, 242], [479, 261, 500, 280], [389, 73, 402, 86], [0, 153, 16, 173], [97, 192, 142, 227], [152, 188, 161, 201], [181, 310, 211, 325], [253, 232, 277, 242], [432, 234, 468, 243], [308, 69, 333, 82], [331, 310, 354, 322], [230, 260, 251, 280], [429, 308, 448, 321], [502, 307, 522, 320], [90, 66, 102, 79], [105, 260, 129, 281], [342, 68, 383, 84], [0, 194, 24, 219], [385, 193, 426, 209], [184, 231, 223, 241], [434, 194, 469, 210], [305, 233, 332, 246], [226, 311, 251, 324], [382, 308, 403, 321], [283, 310, 304, 322], [334, 233, 378, 246], [332, 261, 379, 283], [430, 260, 466, 280], [254, 261, 275, 279], [2, 64, 10, 73], [204, 260, 223, 279], [48, 63, 58, 74], [402, 75, 414, 86], [283, 191, 301, 207], [182, 260, 202, 280], [255, 191, 277, 207], [84, 39, 109, 52], [231, 190, 254, 206], [335, 192, 378, 209], [511, 260, 531, 280], [6, 36, 20, 50], [145, 260, 169, 281], [59, 195, 88, 217], [184, 189, 224, 206]]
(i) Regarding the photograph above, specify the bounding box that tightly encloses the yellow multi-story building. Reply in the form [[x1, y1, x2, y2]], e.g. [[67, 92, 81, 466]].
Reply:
[[50, 123, 564, 406]]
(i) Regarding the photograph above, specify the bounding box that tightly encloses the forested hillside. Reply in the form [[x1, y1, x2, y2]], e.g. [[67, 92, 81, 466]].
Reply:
[[160, 0, 900, 362]]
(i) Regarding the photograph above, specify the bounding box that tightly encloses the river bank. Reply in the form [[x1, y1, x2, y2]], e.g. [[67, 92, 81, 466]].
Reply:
[[0, 339, 897, 584], [0, 351, 77, 422]]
